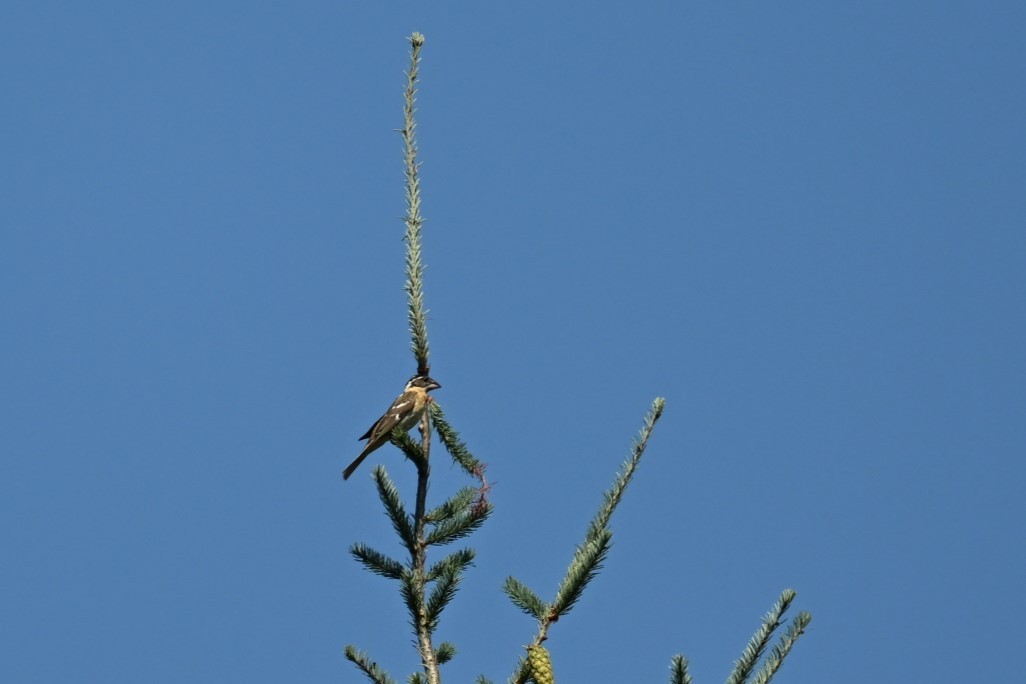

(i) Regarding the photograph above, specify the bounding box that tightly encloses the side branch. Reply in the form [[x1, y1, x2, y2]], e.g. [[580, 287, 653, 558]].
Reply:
[[504, 398, 667, 684]]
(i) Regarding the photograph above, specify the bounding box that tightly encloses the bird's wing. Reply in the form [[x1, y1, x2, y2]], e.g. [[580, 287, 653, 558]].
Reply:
[[358, 390, 417, 442]]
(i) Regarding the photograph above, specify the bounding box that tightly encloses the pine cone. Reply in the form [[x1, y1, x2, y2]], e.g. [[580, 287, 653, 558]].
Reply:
[[527, 644, 554, 684]]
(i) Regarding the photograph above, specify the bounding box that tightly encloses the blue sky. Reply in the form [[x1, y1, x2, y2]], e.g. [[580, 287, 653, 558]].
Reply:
[[3, 2, 1024, 682]]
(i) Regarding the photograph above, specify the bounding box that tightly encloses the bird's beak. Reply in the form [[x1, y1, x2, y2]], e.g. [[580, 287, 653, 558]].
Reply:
[[428, 378, 441, 390]]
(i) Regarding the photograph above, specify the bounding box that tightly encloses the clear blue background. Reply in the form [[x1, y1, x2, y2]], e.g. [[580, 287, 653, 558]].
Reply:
[[3, 2, 1024, 682]]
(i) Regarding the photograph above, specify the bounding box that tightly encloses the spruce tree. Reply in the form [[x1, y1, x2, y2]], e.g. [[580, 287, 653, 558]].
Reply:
[[343, 33, 811, 684]]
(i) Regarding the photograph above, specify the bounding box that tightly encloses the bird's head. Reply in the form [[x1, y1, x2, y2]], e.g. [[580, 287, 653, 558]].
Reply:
[[406, 375, 441, 392]]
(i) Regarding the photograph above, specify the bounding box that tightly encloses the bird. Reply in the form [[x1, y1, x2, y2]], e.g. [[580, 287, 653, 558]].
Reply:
[[343, 374, 442, 480]]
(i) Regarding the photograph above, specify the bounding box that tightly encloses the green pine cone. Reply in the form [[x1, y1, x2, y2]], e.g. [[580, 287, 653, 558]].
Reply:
[[527, 644, 554, 684]]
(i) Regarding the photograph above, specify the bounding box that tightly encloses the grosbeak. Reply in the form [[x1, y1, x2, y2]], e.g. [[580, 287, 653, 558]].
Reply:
[[343, 374, 442, 480]]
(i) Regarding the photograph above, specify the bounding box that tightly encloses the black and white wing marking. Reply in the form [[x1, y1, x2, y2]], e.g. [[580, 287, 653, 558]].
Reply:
[[359, 390, 417, 442]]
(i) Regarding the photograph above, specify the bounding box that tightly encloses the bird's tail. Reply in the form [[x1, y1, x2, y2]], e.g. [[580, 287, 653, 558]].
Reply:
[[342, 452, 370, 481]]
